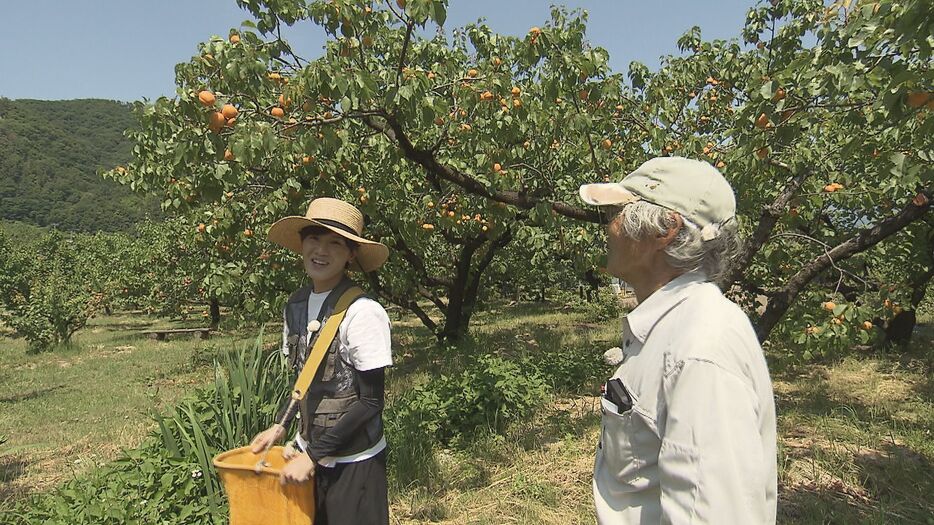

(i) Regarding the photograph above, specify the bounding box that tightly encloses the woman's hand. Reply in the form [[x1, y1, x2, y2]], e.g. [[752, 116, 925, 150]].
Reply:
[[280, 453, 315, 485], [250, 424, 284, 454], [281, 441, 301, 460]]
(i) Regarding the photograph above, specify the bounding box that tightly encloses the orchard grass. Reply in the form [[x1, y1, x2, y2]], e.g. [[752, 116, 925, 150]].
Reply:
[[0, 310, 276, 502], [2, 300, 932, 523]]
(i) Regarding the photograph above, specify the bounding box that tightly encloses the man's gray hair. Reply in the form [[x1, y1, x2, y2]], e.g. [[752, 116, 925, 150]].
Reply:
[[617, 201, 740, 284]]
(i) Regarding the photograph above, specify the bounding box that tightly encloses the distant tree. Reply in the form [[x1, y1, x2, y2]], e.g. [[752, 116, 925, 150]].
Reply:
[[0, 228, 103, 351]]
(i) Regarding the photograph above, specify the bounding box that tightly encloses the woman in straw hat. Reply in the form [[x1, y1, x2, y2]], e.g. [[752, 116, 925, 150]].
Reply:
[[250, 197, 392, 525]]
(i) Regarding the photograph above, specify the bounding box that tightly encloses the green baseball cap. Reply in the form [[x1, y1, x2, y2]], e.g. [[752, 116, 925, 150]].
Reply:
[[579, 156, 737, 240]]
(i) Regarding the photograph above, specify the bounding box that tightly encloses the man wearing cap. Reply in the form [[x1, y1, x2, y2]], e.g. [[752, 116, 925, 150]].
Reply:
[[579, 157, 777, 524], [250, 197, 392, 524]]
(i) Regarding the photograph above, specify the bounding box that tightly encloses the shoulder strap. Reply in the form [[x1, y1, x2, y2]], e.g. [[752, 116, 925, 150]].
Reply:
[[289, 285, 365, 401]]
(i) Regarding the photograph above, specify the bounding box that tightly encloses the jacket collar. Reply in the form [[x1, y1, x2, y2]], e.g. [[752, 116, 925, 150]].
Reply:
[[623, 271, 709, 344]]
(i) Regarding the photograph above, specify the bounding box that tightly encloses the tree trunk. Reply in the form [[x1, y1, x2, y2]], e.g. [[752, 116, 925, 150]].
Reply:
[[439, 228, 514, 341], [885, 250, 933, 347], [209, 298, 220, 328]]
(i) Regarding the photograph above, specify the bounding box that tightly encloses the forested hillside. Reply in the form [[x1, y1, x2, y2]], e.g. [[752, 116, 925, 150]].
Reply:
[[0, 98, 159, 231]]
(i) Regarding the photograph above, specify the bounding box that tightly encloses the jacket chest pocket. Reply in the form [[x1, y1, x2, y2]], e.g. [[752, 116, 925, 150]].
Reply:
[[599, 391, 659, 486]]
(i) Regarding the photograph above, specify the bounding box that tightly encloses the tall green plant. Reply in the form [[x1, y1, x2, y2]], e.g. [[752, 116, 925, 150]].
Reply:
[[156, 326, 291, 512]]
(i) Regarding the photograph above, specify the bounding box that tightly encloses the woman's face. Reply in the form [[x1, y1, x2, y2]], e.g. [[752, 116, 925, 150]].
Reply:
[[301, 230, 356, 284]]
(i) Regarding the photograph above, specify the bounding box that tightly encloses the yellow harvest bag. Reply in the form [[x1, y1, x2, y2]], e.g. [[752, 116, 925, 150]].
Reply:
[[213, 446, 313, 525]]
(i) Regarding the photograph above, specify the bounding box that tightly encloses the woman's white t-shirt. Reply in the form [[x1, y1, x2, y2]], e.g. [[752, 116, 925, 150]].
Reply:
[[280, 289, 392, 465]]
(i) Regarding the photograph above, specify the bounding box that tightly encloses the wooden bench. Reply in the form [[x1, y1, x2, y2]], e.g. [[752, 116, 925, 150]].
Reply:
[[141, 328, 213, 341]]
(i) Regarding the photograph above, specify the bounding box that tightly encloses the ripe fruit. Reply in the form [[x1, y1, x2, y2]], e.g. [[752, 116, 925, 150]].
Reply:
[[529, 27, 541, 36], [229, 34, 240, 44], [906, 92, 932, 109], [198, 91, 216, 107], [467, 68, 479, 78], [806, 326, 821, 335], [773, 87, 786, 101], [756, 147, 769, 160], [755, 113, 770, 129], [512, 98, 522, 108], [224, 149, 235, 161], [480, 91, 494, 101], [602, 139, 613, 149], [396, 0, 406, 9], [823, 182, 843, 192], [447, 211, 455, 217], [716, 160, 726, 169], [832, 317, 843, 325], [208, 112, 226, 133], [861, 321, 873, 330], [271, 107, 285, 118], [822, 301, 836, 311], [434, 117, 445, 126], [267, 72, 282, 82], [511, 86, 521, 96], [221, 104, 238, 119], [706, 76, 719, 85], [493, 163, 502, 173], [422, 223, 434, 231], [302, 156, 313, 166], [197, 223, 206, 233]]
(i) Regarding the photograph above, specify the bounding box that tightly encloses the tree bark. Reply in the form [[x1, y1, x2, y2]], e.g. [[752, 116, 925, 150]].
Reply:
[[209, 297, 220, 328], [724, 164, 809, 289]]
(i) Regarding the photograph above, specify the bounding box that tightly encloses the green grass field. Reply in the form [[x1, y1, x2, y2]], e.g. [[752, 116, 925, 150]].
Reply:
[[1, 305, 932, 523]]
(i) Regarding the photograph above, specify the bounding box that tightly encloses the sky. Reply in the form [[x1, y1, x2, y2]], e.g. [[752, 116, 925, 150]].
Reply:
[[0, 0, 756, 102]]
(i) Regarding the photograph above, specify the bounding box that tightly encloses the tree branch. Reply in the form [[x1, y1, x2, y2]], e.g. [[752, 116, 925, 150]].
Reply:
[[723, 161, 808, 288], [754, 187, 932, 342], [360, 114, 601, 223]]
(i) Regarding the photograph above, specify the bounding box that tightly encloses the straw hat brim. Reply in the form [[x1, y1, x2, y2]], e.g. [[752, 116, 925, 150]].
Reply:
[[267, 216, 389, 273]]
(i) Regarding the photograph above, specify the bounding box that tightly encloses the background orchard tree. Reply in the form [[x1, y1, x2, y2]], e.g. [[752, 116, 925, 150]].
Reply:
[[106, 0, 622, 340], [0, 229, 104, 351], [630, 0, 933, 353], [107, 0, 931, 351]]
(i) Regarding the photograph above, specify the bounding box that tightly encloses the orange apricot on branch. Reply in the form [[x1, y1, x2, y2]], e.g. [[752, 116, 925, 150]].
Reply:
[[198, 91, 216, 107]]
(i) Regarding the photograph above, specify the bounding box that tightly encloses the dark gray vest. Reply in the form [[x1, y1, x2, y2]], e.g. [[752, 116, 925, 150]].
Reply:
[[284, 278, 382, 456]]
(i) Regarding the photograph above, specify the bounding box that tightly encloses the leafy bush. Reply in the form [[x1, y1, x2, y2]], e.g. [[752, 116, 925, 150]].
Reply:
[[583, 287, 623, 323], [388, 354, 549, 446], [529, 336, 608, 395]]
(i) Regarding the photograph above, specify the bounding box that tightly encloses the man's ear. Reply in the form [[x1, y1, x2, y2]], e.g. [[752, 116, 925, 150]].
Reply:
[[656, 212, 683, 248]]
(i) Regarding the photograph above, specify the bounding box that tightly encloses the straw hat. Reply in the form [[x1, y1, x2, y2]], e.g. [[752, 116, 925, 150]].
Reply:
[[267, 197, 389, 272]]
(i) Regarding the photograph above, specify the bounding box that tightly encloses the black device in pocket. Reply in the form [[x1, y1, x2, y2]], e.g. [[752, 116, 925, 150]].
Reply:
[[605, 378, 633, 413]]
